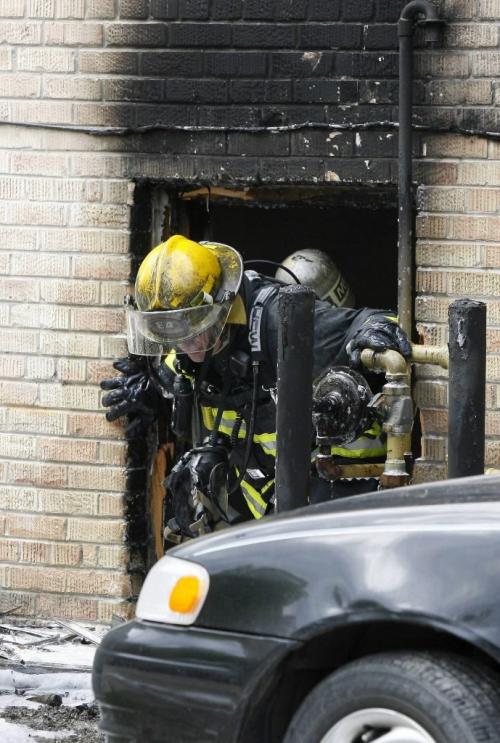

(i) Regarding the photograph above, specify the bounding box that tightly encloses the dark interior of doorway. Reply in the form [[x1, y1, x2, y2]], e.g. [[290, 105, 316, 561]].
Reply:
[[172, 185, 399, 311]]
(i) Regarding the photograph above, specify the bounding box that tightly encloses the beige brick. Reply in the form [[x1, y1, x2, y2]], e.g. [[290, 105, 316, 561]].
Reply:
[[6, 408, 66, 436], [39, 228, 129, 253], [0, 486, 38, 511], [42, 128, 125, 151], [71, 153, 126, 178], [99, 545, 128, 569], [40, 278, 99, 305], [0, 125, 43, 149], [25, 177, 102, 202], [56, 0, 85, 18], [51, 543, 83, 566], [98, 600, 135, 623], [0, 74, 40, 99], [0, 228, 37, 253], [415, 380, 448, 408], [0, 22, 41, 44], [20, 541, 52, 564], [0, 201, 66, 227], [79, 50, 137, 74], [0, 176, 25, 200], [27, 0, 55, 17], [6, 513, 65, 540], [73, 254, 129, 280], [99, 440, 127, 466], [67, 517, 125, 543], [416, 323, 447, 346], [486, 440, 500, 466], [38, 382, 100, 408], [38, 436, 98, 463], [0, 381, 38, 406], [443, 0, 475, 18], [12, 253, 71, 277], [67, 412, 123, 439], [420, 134, 488, 159], [484, 247, 500, 269], [43, 75, 102, 101], [70, 203, 129, 229], [11, 152, 69, 177], [72, 307, 124, 332], [479, 0, 500, 17], [472, 52, 500, 76], [0, 278, 39, 302], [0, 539, 19, 562], [446, 23, 498, 48], [412, 460, 447, 484], [67, 465, 126, 492], [418, 186, 466, 213], [86, 0, 115, 18], [487, 329, 500, 352], [81, 544, 98, 566], [420, 408, 448, 435], [417, 242, 481, 268], [9, 461, 67, 488], [0, 48, 13, 70], [45, 21, 103, 45], [12, 303, 70, 329], [0, 590, 38, 616], [415, 52, 469, 78], [38, 489, 98, 515], [416, 269, 448, 296], [457, 162, 500, 186], [0, 355, 24, 378], [87, 360, 116, 384], [100, 334, 127, 358], [103, 181, 130, 204], [448, 270, 500, 296], [9, 100, 73, 125], [414, 161, 458, 186], [99, 493, 125, 517], [0, 433, 37, 460], [26, 356, 57, 380], [1, 1, 25, 17], [56, 358, 86, 382], [0, 329, 39, 353], [466, 188, 500, 214], [18, 47, 75, 72], [100, 281, 129, 306], [39, 332, 100, 358], [421, 436, 447, 461], [486, 411, 500, 436], [37, 592, 99, 620]]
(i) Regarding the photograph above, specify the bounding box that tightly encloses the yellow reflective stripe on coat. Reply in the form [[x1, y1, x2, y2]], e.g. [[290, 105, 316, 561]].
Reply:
[[234, 468, 268, 519], [201, 406, 277, 456], [330, 435, 387, 459]]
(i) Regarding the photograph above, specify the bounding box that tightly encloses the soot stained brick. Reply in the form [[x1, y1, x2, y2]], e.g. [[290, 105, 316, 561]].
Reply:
[[242, 0, 275, 19], [359, 80, 399, 105], [275, 0, 308, 20], [325, 104, 394, 125], [197, 105, 261, 127], [308, 0, 341, 20], [136, 104, 197, 128], [165, 78, 227, 103], [141, 51, 203, 76], [212, 0, 241, 19], [227, 132, 290, 157], [270, 51, 334, 77], [233, 23, 296, 48], [151, 0, 179, 18], [375, 0, 406, 22], [290, 130, 353, 157], [294, 79, 358, 104], [179, 0, 210, 19], [170, 22, 232, 47], [299, 23, 363, 49], [364, 24, 398, 50], [342, 0, 374, 21], [204, 52, 267, 77]]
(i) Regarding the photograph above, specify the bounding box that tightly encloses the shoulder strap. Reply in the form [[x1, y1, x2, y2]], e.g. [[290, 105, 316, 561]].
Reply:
[[247, 277, 277, 362]]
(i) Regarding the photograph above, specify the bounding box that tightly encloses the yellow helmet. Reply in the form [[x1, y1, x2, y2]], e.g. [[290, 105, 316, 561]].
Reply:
[[127, 235, 243, 356], [135, 234, 222, 311]]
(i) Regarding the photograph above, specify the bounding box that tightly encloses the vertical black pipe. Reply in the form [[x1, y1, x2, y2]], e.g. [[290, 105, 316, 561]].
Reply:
[[398, 1, 442, 337], [275, 285, 315, 512], [448, 299, 486, 478]]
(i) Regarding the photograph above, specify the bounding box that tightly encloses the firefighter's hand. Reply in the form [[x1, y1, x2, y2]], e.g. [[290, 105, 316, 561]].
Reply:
[[100, 357, 159, 431], [346, 314, 411, 369]]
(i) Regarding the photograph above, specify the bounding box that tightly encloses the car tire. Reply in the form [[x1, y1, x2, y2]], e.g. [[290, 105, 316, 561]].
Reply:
[[283, 651, 500, 743]]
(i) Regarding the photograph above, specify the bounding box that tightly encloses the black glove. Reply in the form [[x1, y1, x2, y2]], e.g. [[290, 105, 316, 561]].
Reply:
[[346, 313, 411, 369], [165, 443, 229, 540], [100, 357, 161, 435]]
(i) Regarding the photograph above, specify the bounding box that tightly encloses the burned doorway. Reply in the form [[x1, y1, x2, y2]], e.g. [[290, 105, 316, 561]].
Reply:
[[132, 184, 406, 567]]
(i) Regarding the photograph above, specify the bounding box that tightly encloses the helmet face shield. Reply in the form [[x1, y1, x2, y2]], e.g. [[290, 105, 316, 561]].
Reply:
[[126, 300, 232, 356]]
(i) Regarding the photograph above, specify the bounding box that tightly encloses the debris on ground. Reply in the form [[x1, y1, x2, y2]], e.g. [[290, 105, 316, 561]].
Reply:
[[0, 618, 110, 742]]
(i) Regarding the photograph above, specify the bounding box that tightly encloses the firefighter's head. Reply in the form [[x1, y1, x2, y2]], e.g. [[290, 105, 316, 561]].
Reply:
[[126, 235, 243, 362]]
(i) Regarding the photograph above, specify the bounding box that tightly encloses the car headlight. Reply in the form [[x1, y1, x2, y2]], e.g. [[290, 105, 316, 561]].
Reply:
[[136, 555, 210, 626]]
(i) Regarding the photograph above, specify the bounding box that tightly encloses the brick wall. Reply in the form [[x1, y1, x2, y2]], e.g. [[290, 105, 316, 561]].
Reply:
[[0, 0, 498, 620]]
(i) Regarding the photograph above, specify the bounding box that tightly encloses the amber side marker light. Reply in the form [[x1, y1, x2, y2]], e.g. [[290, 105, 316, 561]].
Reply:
[[169, 576, 201, 614]]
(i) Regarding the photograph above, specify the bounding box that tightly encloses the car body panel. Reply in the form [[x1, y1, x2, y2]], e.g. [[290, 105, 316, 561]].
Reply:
[[93, 620, 298, 742]]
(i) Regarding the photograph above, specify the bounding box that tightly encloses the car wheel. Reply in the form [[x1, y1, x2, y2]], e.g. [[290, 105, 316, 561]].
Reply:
[[284, 651, 500, 743]]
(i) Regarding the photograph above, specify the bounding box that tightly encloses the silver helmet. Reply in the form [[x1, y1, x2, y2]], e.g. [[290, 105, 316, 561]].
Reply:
[[275, 248, 355, 308]]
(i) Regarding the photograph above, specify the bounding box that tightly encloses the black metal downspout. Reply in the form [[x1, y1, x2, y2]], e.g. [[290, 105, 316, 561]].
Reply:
[[398, 1, 442, 337]]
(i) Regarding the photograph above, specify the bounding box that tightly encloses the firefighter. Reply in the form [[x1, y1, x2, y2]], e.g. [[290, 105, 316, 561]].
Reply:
[[101, 235, 411, 541], [275, 247, 356, 308]]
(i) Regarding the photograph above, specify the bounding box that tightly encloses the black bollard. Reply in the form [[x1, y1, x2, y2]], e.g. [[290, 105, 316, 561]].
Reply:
[[275, 285, 315, 512], [448, 299, 486, 478]]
